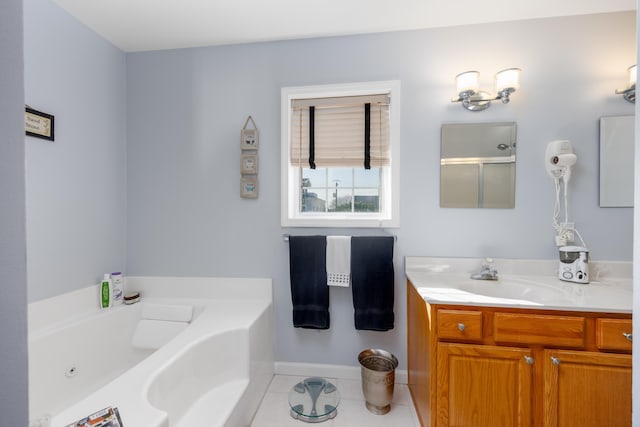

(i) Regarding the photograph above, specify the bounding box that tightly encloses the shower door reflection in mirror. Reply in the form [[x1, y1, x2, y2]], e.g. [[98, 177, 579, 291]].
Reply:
[[440, 122, 516, 208]]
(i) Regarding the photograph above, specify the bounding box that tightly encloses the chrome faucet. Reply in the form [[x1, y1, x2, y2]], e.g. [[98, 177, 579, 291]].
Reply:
[[471, 258, 498, 280]]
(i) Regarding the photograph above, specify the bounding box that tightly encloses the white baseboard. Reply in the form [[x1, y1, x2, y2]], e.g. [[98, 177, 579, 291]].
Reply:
[[275, 361, 408, 385]]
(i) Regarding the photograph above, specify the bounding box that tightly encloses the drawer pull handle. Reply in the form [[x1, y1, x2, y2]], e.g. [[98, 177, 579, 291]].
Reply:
[[524, 355, 534, 365], [623, 332, 633, 341], [551, 356, 561, 366], [457, 323, 465, 332]]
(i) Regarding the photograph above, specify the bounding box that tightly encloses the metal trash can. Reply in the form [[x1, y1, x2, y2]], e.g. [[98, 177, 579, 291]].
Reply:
[[358, 348, 398, 415]]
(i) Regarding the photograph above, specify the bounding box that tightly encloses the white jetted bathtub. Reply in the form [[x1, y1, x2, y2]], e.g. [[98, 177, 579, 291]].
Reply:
[[28, 277, 274, 427]]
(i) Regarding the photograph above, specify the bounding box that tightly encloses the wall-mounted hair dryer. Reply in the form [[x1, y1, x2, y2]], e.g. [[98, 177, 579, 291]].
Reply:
[[546, 139, 587, 251], [545, 140, 577, 183]]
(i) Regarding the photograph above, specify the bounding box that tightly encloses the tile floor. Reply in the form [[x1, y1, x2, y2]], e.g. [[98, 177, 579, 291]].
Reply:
[[250, 374, 421, 427]]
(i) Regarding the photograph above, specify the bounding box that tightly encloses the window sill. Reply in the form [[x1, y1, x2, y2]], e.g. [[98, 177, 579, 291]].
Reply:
[[281, 215, 399, 228]]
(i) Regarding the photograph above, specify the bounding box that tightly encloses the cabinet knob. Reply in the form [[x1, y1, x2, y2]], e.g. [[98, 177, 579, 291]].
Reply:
[[524, 355, 534, 365], [551, 356, 561, 366], [623, 332, 633, 341], [457, 323, 465, 332]]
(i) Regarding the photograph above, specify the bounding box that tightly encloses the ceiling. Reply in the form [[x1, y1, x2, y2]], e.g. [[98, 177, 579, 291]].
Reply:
[[53, 0, 636, 52]]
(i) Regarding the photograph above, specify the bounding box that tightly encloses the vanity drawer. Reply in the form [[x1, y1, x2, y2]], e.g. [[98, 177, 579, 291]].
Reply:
[[493, 313, 585, 347], [596, 318, 633, 352], [437, 309, 483, 341]]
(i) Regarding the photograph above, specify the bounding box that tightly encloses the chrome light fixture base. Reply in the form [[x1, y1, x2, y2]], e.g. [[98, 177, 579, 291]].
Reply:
[[452, 90, 493, 111], [615, 85, 636, 103], [452, 89, 516, 112], [497, 87, 516, 104]]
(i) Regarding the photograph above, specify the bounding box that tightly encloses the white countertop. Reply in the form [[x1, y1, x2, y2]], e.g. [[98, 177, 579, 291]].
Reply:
[[405, 256, 632, 314]]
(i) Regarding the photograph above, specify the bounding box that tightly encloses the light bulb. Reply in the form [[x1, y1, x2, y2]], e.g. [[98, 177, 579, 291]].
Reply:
[[627, 64, 636, 88], [456, 71, 479, 95], [495, 68, 521, 92]]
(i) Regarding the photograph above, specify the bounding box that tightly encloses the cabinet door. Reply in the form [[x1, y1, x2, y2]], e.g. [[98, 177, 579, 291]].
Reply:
[[543, 349, 631, 427], [437, 343, 533, 427]]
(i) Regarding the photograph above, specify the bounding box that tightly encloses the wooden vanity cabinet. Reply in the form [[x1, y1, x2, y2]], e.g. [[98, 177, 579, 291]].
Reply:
[[407, 280, 632, 427]]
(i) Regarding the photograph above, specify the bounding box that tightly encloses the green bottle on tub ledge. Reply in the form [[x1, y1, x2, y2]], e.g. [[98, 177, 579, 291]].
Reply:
[[100, 273, 112, 309]]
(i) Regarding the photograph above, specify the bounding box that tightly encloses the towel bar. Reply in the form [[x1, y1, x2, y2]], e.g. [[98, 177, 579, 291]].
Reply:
[[282, 234, 396, 242]]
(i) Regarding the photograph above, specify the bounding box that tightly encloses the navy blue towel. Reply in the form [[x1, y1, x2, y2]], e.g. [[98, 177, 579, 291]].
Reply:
[[288, 235, 330, 329], [351, 236, 395, 331]]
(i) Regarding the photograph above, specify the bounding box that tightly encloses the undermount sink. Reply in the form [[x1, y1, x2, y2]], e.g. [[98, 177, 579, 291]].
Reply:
[[415, 275, 578, 307], [454, 277, 572, 305]]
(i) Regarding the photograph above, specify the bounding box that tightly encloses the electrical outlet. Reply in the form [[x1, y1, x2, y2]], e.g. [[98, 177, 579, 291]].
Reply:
[[561, 222, 575, 242], [555, 235, 567, 246]]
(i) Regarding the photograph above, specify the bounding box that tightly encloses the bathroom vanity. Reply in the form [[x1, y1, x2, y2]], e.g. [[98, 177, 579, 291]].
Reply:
[[405, 257, 632, 427]]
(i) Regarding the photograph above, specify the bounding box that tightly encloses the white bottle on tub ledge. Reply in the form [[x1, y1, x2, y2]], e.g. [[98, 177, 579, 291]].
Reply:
[[100, 273, 113, 309], [111, 271, 124, 305]]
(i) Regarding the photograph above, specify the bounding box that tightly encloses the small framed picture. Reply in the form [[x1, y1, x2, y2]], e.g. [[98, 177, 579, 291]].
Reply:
[[25, 106, 54, 141], [241, 153, 258, 174], [240, 176, 258, 199], [240, 128, 259, 150]]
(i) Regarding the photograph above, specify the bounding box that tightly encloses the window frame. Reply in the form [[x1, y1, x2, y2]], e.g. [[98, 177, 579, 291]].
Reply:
[[281, 80, 401, 228]]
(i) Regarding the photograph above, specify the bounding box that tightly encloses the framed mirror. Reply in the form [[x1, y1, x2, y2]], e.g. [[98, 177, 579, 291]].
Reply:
[[440, 122, 516, 208], [599, 115, 634, 207]]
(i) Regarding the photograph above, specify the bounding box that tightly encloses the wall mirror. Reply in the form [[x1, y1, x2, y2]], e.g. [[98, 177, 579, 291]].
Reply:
[[599, 115, 634, 207], [440, 122, 517, 208]]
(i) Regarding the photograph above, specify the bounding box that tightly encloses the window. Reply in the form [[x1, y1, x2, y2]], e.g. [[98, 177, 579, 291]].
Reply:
[[281, 81, 400, 227]]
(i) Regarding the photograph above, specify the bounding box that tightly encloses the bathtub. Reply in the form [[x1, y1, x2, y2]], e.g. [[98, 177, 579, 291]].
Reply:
[[28, 277, 274, 427]]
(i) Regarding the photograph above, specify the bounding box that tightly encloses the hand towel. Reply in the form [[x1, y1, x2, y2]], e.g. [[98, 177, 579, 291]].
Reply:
[[351, 236, 395, 331], [326, 236, 351, 287], [288, 235, 330, 329]]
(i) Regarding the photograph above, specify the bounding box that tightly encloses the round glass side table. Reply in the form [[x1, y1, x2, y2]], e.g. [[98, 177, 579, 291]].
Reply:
[[288, 377, 340, 423]]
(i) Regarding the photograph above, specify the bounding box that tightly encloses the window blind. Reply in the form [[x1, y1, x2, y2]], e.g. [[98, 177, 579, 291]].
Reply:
[[290, 94, 390, 168]]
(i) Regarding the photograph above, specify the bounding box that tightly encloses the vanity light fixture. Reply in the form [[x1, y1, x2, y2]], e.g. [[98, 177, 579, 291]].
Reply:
[[452, 68, 521, 112], [615, 64, 636, 103]]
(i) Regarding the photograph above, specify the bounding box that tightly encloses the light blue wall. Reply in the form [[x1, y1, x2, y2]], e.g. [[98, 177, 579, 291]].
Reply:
[[126, 12, 635, 368], [0, 0, 28, 424], [24, 0, 127, 302]]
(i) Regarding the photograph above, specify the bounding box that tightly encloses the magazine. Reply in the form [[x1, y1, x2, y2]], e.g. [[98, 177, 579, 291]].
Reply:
[[64, 406, 123, 427]]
